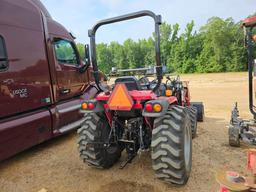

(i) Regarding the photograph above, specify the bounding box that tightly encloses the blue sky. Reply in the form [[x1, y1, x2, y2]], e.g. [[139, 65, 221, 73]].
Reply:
[[41, 0, 255, 44]]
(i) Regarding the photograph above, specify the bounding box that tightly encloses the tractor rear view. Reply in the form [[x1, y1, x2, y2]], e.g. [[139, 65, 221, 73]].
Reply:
[[228, 16, 256, 147], [77, 10, 204, 185]]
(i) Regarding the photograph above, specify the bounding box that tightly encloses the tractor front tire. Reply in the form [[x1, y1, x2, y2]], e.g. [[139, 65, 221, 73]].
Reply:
[[77, 113, 121, 168], [186, 107, 197, 139], [151, 106, 192, 185], [191, 102, 204, 122]]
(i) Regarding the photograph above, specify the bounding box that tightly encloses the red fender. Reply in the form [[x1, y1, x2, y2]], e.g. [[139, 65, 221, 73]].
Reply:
[[158, 96, 178, 105]]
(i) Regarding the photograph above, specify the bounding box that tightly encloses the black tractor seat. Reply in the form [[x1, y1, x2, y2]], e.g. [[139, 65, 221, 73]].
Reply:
[[115, 76, 141, 91]]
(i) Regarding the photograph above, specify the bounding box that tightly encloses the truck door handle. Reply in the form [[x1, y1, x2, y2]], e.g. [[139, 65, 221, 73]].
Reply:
[[60, 89, 70, 94]]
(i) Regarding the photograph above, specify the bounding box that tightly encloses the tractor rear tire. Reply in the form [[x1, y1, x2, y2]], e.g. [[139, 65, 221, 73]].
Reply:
[[191, 102, 204, 122], [151, 105, 192, 185], [77, 113, 121, 169], [186, 107, 197, 139]]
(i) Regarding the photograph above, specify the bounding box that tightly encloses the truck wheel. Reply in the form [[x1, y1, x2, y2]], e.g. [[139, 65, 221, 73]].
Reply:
[[228, 125, 240, 147], [77, 113, 121, 168], [151, 106, 192, 185], [186, 107, 197, 139], [191, 102, 204, 122]]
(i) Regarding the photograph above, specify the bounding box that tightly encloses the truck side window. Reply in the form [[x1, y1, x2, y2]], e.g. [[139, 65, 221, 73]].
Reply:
[[54, 39, 79, 65], [0, 36, 8, 71]]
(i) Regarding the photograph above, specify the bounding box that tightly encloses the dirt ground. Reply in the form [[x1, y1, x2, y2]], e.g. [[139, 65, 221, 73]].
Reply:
[[0, 72, 252, 192]]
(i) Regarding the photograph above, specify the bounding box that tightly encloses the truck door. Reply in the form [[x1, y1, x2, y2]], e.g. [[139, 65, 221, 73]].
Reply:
[[53, 38, 87, 101]]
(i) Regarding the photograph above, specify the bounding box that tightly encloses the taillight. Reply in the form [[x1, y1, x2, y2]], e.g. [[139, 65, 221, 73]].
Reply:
[[145, 103, 153, 112], [153, 104, 162, 112], [88, 103, 95, 110], [81, 103, 88, 110], [145, 103, 162, 113], [81, 102, 95, 110]]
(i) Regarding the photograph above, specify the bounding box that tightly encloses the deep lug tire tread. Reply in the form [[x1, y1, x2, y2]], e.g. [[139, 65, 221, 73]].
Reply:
[[77, 113, 121, 169], [186, 107, 198, 139], [151, 105, 192, 185]]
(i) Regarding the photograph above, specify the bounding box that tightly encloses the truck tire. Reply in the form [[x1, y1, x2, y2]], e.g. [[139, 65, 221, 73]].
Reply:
[[191, 102, 204, 122], [151, 105, 192, 185], [77, 113, 121, 168], [186, 107, 197, 139]]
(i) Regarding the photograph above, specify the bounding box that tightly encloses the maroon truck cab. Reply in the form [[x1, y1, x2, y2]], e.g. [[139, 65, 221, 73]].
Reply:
[[0, 0, 97, 161]]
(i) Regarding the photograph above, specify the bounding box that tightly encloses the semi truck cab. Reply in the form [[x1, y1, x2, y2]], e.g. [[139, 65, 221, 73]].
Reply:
[[0, 0, 98, 161]]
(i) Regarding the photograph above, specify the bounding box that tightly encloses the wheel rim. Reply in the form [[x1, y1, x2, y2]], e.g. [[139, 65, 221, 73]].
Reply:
[[184, 123, 191, 172]]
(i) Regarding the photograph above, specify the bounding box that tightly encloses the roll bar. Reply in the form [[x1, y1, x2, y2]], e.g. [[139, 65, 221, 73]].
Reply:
[[244, 23, 256, 117], [88, 10, 162, 92]]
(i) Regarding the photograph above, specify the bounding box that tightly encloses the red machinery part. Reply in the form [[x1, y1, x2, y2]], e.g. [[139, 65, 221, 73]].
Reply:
[[215, 170, 249, 192], [219, 186, 229, 192], [216, 149, 256, 192], [247, 149, 256, 174], [96, 90, 157, 101], [243, 16, 256, 27]]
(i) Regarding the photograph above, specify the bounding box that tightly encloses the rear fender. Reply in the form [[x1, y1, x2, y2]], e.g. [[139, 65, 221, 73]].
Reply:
[[158, 96, 178, 105]]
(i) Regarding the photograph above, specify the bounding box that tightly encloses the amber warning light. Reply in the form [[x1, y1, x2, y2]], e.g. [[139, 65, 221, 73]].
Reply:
[[107, 84, 134, 111]]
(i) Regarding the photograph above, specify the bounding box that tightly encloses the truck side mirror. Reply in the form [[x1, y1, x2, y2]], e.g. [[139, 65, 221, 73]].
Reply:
[[85, 44, 90, 66], [79, 44, 90, 73]]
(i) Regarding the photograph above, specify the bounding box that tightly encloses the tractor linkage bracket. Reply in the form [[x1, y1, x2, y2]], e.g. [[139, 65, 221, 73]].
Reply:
[[86, 141, 138, 169], [118, 139, 137, 169], [119, 154, 136, 169], [86, 142, 109, 149]]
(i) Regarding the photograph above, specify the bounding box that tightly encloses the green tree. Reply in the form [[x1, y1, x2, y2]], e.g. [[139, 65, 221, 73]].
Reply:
[[97, 43, 113, 73], [77, 13, 254, 74], [196, 17, 247, 72], [76, 43, 85, 60]]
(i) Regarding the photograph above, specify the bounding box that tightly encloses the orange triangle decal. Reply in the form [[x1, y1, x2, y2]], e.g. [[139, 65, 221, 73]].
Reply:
[[107, 84, 134, 111]]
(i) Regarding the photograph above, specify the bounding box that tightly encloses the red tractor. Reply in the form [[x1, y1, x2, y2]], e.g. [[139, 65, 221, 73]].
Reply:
[[229, 16, 256, 147], [77, 10, 204, 185]]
